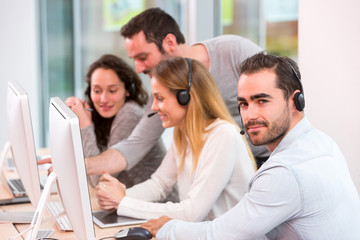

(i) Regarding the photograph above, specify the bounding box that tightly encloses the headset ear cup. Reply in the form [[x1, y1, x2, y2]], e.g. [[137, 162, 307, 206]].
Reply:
[[177, 58, 192, 106], [294, 92, 305, 111], [177, 90, 190, 105]]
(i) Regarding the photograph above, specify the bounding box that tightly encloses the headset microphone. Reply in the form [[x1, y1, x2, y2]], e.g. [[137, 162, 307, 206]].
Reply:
[[147, 112, 157, 118], [239, 115, 245, 135], [240, 128, 245, 135], [238, 106, 246, 135]]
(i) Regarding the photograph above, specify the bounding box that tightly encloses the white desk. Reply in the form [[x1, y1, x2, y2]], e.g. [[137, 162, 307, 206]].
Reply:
[[0, 181, 138, 239], [0, 163, 155, 239], [0, 148, 154, 239]]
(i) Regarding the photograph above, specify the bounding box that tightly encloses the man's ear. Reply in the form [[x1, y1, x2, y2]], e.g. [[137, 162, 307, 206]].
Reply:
[[289, 91, 297, 112], [162, 33, 177, 53], [290, 90, 304, 112]]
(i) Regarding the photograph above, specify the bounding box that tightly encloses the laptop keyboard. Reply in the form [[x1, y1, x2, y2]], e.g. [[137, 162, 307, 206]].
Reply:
[[47, 201, 73, 232], [7, 178, 26, 195], [7, 178, 72, 232]]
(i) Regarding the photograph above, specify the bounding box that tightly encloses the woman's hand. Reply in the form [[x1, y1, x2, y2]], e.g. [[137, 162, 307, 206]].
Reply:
[[96, 173, 126, 210], [65, 96, 92, 129]]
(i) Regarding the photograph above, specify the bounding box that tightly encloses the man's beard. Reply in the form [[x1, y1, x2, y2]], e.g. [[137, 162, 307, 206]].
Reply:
[[246, 105, 290, 146]]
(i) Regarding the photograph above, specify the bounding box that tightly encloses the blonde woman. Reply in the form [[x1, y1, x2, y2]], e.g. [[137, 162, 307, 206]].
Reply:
[[96, 57, 256, 222]]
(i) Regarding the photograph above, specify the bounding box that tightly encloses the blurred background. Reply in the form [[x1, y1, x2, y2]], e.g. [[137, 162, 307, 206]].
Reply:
[[1, 0, 359, 193]]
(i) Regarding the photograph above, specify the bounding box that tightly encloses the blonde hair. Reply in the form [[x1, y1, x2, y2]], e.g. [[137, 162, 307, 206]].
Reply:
[[153, 57, 253, 174]]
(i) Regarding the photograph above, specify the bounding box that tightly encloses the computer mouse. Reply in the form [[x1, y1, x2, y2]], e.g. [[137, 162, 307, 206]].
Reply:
[[114, 227, 152, 240]]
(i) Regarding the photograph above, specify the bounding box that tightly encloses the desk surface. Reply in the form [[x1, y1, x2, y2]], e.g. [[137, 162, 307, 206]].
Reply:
[[0, 184, 138, 240], [0, 149, 151, 240]]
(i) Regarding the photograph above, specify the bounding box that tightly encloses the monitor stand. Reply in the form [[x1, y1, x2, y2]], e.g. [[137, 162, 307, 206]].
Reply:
[[8, 171, 57, 240]]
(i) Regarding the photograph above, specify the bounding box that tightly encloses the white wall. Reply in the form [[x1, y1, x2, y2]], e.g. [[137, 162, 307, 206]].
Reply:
[[0, 1, 41, 149], [299, 0, 360, 193]]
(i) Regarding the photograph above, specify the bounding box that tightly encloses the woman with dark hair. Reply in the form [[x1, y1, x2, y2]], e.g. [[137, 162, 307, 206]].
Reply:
[[65, 54, 166, 188]]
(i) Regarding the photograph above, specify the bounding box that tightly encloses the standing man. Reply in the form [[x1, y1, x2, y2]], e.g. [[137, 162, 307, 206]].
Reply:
[[142, 52, 360, 240], [85, 8, 269, 177]]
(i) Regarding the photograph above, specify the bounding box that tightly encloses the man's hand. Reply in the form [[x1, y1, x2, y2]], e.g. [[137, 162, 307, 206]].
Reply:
[[37, 157, 52, 165], [37, 157, 53, 175], [141, 216, 172, 237], [96, 173, 126, 210]]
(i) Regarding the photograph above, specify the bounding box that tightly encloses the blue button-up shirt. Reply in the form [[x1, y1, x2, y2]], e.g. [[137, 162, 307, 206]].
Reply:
[[157, 117, 360, 240]]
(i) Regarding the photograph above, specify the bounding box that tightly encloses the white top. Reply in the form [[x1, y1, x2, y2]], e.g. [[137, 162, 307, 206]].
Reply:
[[116, 119, 255, 221]]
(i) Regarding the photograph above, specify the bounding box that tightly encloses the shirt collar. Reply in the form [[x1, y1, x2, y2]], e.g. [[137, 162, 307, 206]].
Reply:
[[270, 117, 311, 156]]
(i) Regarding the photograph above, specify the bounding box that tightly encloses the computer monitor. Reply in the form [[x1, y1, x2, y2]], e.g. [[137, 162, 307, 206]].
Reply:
[[4, 80, 42, 207], [49, 97, 95, 240]]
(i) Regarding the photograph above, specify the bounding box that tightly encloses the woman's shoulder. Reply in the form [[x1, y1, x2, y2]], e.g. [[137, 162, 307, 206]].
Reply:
[[111, 101, 144, 124], [205, 119, 240, 140], [208, 118, 238, 132], [117, 101, 144, 117]]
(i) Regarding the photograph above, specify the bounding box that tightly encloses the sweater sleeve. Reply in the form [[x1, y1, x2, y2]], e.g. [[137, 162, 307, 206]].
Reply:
[[81, 124, 103, 187], [111, 96, 165, 170], [107, 102, 143, 147], [81, 124, 100, 157], [119, 143, 178, 201], [85, 102, 143, 187]]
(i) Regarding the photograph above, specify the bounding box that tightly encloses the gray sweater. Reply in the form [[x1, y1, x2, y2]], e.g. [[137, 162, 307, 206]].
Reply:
[[81, 101, 166, 187]]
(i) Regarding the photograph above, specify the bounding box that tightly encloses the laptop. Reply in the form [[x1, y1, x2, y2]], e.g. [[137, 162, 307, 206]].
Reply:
[[6, 177, 28, 197], [93, 210, 147, 228], [1, 155, 54, 201]]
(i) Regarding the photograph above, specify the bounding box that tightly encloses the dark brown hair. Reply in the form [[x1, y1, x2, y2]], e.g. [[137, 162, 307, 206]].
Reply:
[[84, 54, 148, 150], [240, 52, 303, 100], [120, 8, 185, 54]]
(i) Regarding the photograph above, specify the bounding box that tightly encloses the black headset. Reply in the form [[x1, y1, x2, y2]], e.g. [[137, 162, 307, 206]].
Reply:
[[176, 58, 192, 105], [286, 60, 305, 112], [237, 59, 305, 135]]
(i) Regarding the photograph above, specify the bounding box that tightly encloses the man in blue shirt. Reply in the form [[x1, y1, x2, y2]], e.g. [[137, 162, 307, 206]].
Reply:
[[142, 52, 360, 240]]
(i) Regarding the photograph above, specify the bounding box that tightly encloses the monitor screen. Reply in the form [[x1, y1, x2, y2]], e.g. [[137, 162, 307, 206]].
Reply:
[[6, 80, 41, 207], [49, 97, 96, 240]]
